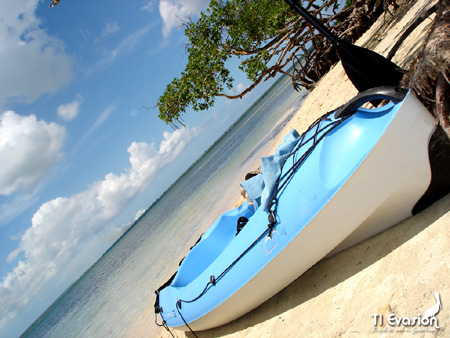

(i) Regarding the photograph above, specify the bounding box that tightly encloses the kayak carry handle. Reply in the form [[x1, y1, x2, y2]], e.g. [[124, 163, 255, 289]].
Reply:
[[334, 87, 409, 119]]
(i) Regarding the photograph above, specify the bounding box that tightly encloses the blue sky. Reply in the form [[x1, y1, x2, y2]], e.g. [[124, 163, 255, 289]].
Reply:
[[0, 0, 275, 336]]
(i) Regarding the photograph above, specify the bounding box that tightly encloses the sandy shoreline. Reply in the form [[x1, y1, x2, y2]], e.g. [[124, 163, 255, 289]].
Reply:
[[157, 0, 449, 337]]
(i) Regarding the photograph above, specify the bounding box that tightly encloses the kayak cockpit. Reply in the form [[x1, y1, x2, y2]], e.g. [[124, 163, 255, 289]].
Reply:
[[171, 202, 255, 287]]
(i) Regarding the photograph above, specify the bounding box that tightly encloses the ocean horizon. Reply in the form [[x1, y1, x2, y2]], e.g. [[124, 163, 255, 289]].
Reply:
[[20, 73, 308, 338]]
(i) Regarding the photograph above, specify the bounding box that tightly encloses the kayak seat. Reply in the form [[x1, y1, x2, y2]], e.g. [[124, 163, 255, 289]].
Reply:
[[172, 202, 255, 287], [236, 216, 249, 236]]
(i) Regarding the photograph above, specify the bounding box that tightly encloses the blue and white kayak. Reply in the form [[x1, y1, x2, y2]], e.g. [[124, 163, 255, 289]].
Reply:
[[154, 87, 449, 332]]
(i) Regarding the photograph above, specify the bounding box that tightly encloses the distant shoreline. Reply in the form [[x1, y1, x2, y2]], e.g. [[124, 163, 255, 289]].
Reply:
[[131, 69, 297, 228]]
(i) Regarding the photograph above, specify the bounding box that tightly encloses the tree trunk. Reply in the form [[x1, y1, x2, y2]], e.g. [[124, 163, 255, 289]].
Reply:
[[403, 0, 450, 138]]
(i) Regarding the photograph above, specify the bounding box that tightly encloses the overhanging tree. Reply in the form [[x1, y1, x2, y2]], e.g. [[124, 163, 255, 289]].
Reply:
[[157, 0, 393, 126]]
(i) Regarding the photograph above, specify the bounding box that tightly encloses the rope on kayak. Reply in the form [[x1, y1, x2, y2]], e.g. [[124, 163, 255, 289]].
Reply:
[[154, 312, 175, 337], [267, 109, 353, 224], [174, 224, 275, 337], [155, 107, 357, 334], [176, 301, 199, 338]]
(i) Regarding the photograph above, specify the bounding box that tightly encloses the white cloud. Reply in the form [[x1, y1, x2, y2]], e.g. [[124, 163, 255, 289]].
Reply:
[[237, 83, 247, 93], [75, 103, 116, 149], [159, 0, 209, 39], [134, 209, 146, 220], [142, 0, 156, 12], [0, 104, 112, 226], [0, 193, 37, 226], [0, 0, 73, 107], [57, 94, 83, 122], [0, 126, 199, 335], [102, 20, 120, 37], [226, 82, 249, 97], [0, 111, 66, 195], [90, 23, 157, 74]]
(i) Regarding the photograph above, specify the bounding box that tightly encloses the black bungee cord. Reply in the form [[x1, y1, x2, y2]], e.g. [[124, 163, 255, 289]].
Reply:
[[156, 106, 356, 338]]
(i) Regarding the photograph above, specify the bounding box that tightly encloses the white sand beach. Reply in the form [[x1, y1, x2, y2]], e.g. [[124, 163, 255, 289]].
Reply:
[[157, 0, 449, 336]]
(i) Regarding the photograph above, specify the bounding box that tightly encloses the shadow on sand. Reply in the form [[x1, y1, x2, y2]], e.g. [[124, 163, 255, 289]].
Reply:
[[185, 193, 450, 338]]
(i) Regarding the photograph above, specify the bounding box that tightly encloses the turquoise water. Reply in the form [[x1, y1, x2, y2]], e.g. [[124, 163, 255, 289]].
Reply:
[[21, 75, 307, 338]]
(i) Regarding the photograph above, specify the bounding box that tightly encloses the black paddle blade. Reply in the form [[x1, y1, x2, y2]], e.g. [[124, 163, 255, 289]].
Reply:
[[284, 0, 405, 92], [336, 41, 405, 93]]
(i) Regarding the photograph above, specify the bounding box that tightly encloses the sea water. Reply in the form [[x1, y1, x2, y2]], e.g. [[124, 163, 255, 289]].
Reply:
[[21, 75, 307, 338]]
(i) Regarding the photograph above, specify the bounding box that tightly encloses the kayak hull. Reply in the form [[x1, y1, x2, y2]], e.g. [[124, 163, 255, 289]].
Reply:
[[156, 90, 437, 331]]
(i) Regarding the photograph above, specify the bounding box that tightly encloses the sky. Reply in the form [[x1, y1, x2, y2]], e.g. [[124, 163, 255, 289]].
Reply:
[[0, 0, 276, 336]]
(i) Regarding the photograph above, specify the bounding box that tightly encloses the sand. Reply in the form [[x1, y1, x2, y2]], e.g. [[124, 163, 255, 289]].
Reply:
[[157, 0, 449, 336]]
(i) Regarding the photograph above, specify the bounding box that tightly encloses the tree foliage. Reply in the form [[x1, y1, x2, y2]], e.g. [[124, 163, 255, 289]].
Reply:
[[157, 0, 391, 126]]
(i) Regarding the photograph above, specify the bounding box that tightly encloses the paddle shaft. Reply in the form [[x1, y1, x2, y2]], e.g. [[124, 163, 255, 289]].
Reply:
[[284, 0, 405, 93], [284, 0, 369, 63], [284, 0, 342, 46]]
